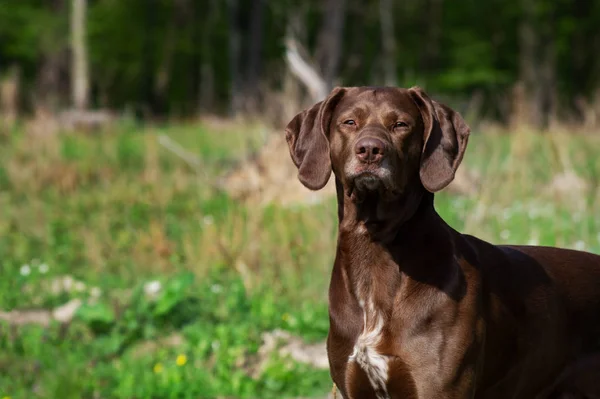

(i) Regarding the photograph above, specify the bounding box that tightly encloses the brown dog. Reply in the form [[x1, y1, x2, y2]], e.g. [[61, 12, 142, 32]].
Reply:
[[285, 86, 600, 398]]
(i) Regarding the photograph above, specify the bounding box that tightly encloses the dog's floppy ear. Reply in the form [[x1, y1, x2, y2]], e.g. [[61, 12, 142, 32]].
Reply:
[[408, 86, 470, 193], [285, 87, 346, 190]]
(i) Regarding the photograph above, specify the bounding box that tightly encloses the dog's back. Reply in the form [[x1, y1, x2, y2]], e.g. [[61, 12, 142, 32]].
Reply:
[[503, 245, 600, 350], [462, 234, 600, 395], [505, 245, 600, 316]]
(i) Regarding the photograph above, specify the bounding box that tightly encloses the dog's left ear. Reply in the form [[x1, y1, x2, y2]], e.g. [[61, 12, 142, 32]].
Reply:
[[285, 87, 347, 190], [408, 86, 471, 193]]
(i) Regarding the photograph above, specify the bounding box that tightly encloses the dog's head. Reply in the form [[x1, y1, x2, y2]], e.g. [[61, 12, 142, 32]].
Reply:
[[285, 87, 470, 202]]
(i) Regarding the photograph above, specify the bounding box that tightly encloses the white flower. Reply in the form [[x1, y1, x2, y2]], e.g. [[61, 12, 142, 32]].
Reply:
[[144, 280, 162, 296], [527, 238, 539, 245], [90, 287, 102, 298], [203, 215, 214, 226], [500, 230, 510, 240], [61, 276, 75, 292], [20, 264, 31, 276], [574, 241, 586, 251], [38, 263, 49, 274], [210, 284, 223, 294], [211, 340, 220, 350], [74, 281, 87, 292]]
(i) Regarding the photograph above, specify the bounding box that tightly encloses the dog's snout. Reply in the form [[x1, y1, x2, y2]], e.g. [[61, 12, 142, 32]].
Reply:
[[355, 137, 386, 163]]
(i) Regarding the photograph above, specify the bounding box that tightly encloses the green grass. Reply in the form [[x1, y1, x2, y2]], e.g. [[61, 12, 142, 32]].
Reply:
[[0, 121, 599, 398]]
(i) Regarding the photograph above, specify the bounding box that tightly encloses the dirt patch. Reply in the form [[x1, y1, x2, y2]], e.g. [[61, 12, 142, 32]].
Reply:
[[221, 134, 480, 206], [255, 329, 328, 372]]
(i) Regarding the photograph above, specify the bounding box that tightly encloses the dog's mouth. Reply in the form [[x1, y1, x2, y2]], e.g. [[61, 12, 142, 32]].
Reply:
[[353, 172, 382, 191], [346, 171, 399, 202]]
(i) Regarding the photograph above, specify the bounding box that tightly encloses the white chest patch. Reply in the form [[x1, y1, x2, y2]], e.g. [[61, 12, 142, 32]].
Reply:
[[349, 300, 390, 399]]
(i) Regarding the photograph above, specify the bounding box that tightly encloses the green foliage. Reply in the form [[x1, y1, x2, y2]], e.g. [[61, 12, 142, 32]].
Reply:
[[1, 269, 331, 398], [1, 122, 600, 398], [0, 122, 334, 398], [76, 301, 116, 333], [1, 0, 600, 116], [0, 1, 67, 60]]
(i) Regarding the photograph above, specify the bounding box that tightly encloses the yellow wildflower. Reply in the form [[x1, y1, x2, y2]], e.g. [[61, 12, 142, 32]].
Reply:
[[153, 363, 164, 374], [282, 313, 291, 322], [176, 354, 187, 366]]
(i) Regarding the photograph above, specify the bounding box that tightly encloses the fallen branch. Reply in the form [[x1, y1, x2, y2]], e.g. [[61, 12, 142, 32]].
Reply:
[[157, 134, 203, 170], [0, 298, 82, 327], [284, 36, 328, 103]]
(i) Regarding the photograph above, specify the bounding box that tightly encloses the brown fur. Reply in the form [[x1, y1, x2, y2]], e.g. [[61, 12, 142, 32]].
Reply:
[[285, 86, 600, 398]]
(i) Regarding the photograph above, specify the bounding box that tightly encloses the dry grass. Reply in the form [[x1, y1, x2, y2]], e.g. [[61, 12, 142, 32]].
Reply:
[[1, 118, 600, 398], [2, 121, 600, 289]]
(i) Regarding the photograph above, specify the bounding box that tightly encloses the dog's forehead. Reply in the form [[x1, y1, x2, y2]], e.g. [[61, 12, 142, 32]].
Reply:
[[337, 87, 418, 115]]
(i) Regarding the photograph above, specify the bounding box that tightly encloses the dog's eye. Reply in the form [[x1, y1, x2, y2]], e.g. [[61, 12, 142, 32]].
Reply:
[[393, 121, 408, 129], [343, 120, 356, 126]]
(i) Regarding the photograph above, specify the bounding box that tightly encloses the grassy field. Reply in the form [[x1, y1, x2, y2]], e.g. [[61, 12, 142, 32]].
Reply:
[[0, 120, 599, 398]]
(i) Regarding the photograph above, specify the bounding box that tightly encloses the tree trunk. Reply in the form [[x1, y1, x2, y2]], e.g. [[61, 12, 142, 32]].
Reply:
[[197, 0, 216, 113], [142, 0, 158, 117], [421, 0, 443, 72], [155, 2, 181, 112], [227, 0, 243, 115], [36, 0, 66, 112], [316, 0, 347, 91], [517, 0, 557, 130], [379, 0, 397, 86], [539, 11, 557, 128], [36, 54, 63, 112], [71, 0, 89, 110], [244, 0, 265, 108], [517, 0, 543, 128]]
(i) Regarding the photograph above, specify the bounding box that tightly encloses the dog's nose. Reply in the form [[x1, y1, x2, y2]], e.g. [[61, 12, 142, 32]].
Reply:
[[355, 137, 385, 163]]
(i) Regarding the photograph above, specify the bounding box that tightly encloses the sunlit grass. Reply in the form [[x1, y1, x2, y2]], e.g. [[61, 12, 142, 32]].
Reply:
[[0, 120, 599, 398]]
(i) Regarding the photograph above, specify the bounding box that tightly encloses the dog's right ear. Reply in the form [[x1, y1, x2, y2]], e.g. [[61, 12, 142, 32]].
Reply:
[[285, 87, 346, 190]]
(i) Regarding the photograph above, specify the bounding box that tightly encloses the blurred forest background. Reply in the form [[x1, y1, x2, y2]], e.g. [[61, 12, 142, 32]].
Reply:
[[1, 0, 600, 128], [1, 1, 600, 398]]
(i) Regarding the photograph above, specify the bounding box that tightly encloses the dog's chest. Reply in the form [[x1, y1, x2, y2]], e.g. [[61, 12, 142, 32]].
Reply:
[[348, 299, 391, 399]]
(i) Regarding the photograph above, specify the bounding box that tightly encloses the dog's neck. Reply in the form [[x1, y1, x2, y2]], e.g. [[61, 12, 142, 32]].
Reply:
[[334, 178, 461, 302], [335, 178, 437, 244]]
